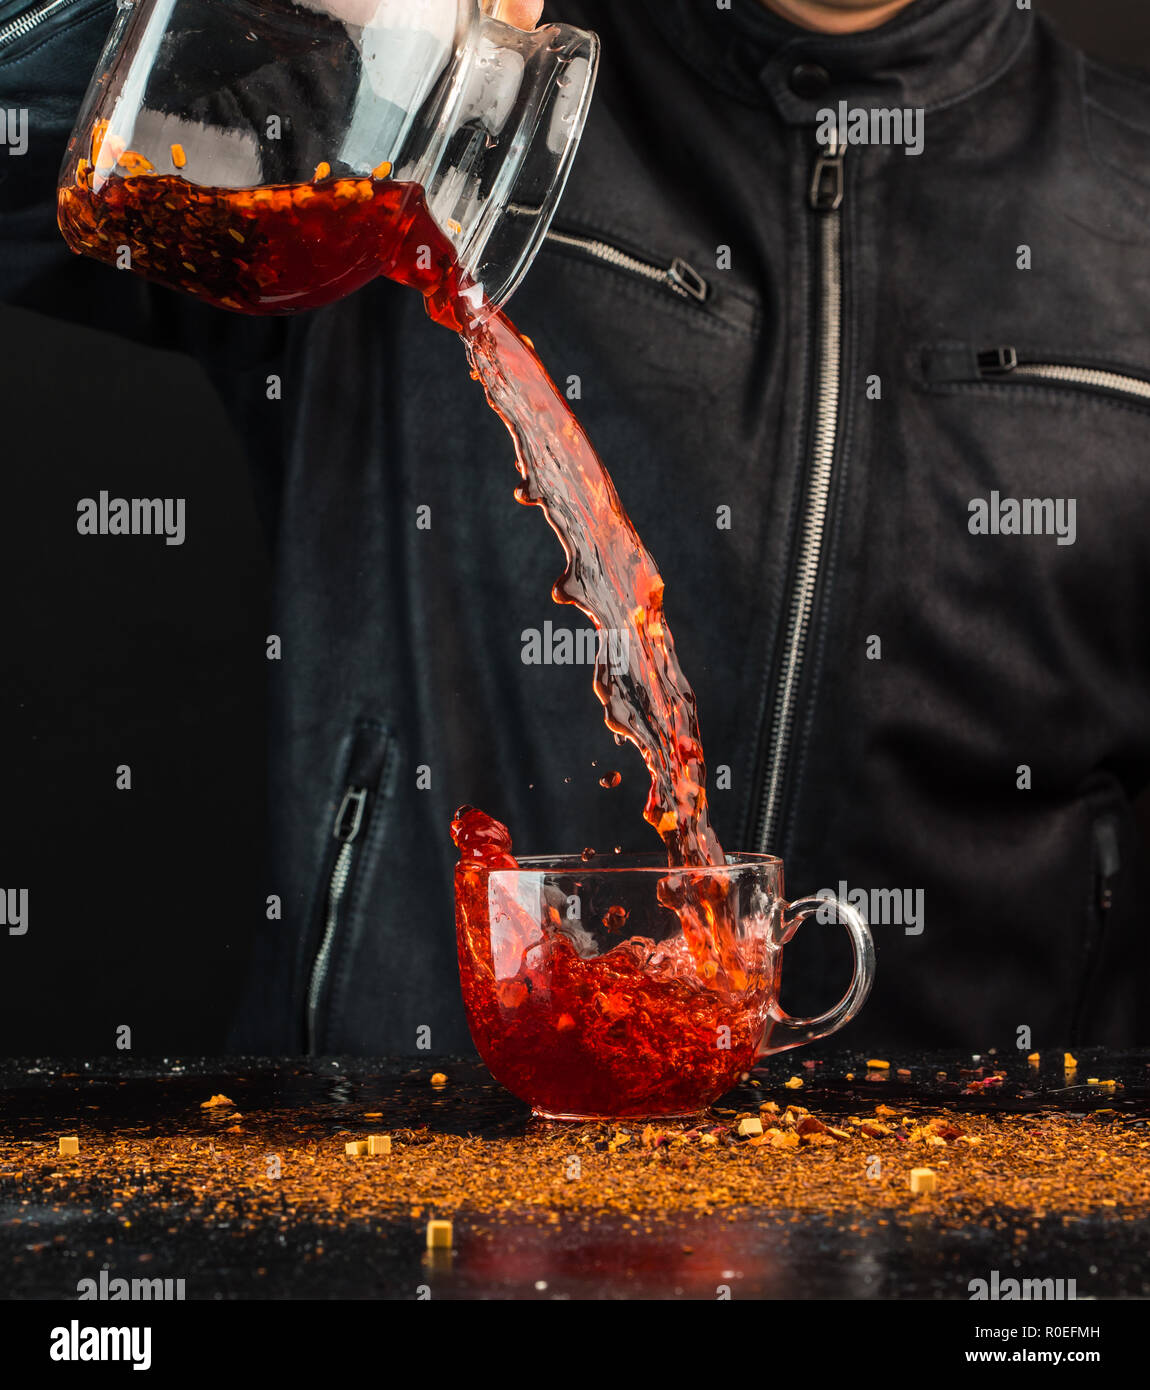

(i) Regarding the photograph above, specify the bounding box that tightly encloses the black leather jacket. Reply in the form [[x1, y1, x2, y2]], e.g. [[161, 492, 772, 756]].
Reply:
[[2, 0, 1148, 1053]]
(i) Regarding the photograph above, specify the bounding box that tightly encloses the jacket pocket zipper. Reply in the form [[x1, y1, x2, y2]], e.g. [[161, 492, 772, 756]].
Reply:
[[544, 227, 709, 303], [306, 785, 369, 1054], [304, 723, 395, 1053], [1070, 811, 1121, 1043], [977, 346, 1150, 404], [0, 0, 86, 51]]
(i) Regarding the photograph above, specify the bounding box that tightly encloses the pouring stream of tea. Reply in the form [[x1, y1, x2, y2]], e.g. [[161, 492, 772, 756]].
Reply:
[[59, 166, 738, 971]]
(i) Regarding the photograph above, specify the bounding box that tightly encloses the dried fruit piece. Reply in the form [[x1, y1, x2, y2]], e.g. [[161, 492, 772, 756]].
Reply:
[[170, 143, 187, 168], [372, 160, 393, 179], [430, 1072, 448, 1086], [909, 1167, 938, 1195], [119, 150, 155, 176], [867, 1059, 890, 1070], [314, 161, 331, 181], [784, 1076, 803, 1090], [200, 1094, 234, 1109], [426, 1219, 453, 1249]]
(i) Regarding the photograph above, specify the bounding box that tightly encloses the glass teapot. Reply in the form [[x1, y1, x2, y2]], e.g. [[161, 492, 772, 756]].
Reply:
[[57, 0, 598, 322]]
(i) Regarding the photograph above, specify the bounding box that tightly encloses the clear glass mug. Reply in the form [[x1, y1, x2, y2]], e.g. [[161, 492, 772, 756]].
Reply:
[[56, 0, 598, 319], [455, 851, 875, 1121]]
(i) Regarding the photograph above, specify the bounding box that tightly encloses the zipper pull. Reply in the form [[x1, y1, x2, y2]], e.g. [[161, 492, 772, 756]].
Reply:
[[1093, 815, 1121, 912], [668, 257, 708, 302], [333, 786, 368, 844], [977, 346, 1019, 376], [809, 135, 846, 212]]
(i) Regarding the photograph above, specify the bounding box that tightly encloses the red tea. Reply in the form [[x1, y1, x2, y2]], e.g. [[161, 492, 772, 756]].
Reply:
[[452, 808, 768, 1118], [58, 164, 472, 327]]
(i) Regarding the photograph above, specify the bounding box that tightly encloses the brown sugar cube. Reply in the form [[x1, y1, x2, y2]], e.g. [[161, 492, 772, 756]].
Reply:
[[367, 1135, 392, 1156], [426, 1219, 453, 1249], [909, 1167, 938, 1195], [345, 1140, 368, 1156], [737, 1117, 763, 1137], [58, 1136, 79, 1156]]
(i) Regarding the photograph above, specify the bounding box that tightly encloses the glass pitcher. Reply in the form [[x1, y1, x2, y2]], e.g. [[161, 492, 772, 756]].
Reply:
[[56, 0, 598, 322]]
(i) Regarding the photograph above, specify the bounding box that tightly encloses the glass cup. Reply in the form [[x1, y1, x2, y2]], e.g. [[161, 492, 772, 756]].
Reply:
[[56, 0, 598, 319], [455, 851, 875, 1121]]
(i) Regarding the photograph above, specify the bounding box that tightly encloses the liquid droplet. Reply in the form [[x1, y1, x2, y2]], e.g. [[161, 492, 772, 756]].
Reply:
[[580, 847, 596, 863], [598, 770, 622, 789], [602, 905, 628, 933]]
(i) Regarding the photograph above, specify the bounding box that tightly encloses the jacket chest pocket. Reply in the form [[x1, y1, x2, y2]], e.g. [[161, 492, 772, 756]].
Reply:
[[539, 222, 759, 338], [922, 343, 1150, 411]]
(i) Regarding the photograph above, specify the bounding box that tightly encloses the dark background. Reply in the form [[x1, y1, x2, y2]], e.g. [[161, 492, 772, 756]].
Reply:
[[1, 0, 1147, 1055]]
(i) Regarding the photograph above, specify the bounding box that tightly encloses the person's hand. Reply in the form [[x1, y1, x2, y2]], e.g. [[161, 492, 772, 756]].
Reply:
[[482, 0, 545, 26], [304, 1, 544, 31]]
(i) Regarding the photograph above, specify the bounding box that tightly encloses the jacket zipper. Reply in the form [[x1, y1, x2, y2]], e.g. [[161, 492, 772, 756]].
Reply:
[[1070, 812, 1121, 1043], [0, 0, 83, 51], [754, 133, 847, 854], [306, 784, 369, 1054], [544, 228, 709, 302], [977, 346, 1150, 403]]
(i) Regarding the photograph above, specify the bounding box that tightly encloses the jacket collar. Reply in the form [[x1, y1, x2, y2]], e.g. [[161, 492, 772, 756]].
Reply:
[[643, 0, 1034, 123]]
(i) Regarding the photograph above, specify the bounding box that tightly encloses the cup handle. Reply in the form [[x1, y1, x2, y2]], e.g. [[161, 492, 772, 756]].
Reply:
[[758, 895, 875, 1056]]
